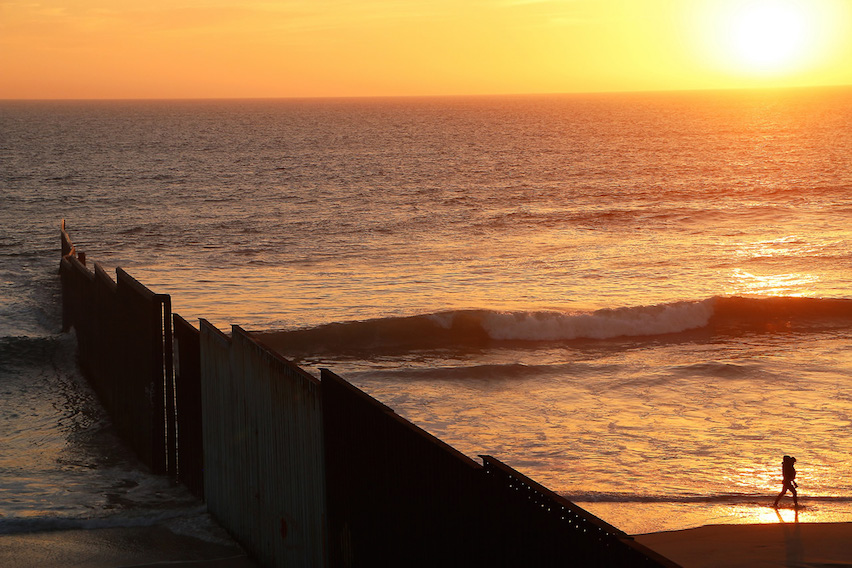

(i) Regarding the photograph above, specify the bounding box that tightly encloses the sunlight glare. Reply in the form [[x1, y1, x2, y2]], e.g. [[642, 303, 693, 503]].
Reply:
[[729, 1, 812, 72], [727, 269, 819, 297], [690, 0, 848, 79]]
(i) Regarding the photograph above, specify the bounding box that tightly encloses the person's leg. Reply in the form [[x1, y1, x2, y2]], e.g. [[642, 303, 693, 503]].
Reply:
[[774, 486, 788, 507], [791, 485, 798, 507]]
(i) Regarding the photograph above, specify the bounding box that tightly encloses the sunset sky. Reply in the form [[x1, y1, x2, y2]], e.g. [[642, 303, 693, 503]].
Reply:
[[2, 0, 851, 99]]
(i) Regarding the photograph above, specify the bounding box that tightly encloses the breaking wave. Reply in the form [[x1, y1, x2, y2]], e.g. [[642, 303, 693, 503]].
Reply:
[[263, 296, 852, 354]]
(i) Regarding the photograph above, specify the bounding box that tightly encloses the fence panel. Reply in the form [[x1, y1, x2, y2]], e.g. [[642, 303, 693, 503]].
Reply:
[[59, 245, 174, 476], [321, 368, 487, 567], [200, 322, 326, 568], [199, 320, 234, 527], [173, 314, 204, 498], [89, 264, 119, 417], [113, 268, 170, 474]]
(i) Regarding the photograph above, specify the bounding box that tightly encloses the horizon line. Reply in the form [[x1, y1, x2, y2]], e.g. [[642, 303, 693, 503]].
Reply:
[[2, 82, 851, 103]]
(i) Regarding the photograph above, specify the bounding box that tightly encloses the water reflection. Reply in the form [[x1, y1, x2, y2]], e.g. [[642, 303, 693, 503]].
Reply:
[[776, 508, 803, 566], [583, 497, 852, 535], [727, 268, 819, 296], [729, 504, 799, 525], [732, 235, 821, 259]]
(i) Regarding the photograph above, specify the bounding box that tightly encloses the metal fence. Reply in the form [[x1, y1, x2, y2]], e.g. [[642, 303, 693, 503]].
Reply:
[[59, 224, 174, 475], [479, 455, 679, 567], [321, 367, 486, 566], [59, 221, 680, 568], [200, 321, 326, 568], [173, 314, 205, 498], [321, 368, 679, 567]]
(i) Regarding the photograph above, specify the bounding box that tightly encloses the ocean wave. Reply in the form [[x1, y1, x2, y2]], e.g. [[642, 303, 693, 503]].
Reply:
[[712, 296, 852, 323], [262, 296, 852, 354], [347, 362, 575, 382]]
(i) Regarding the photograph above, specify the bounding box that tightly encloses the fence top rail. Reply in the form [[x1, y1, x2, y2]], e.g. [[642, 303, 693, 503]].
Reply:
[[480, 455, 629, 537], [94, 263, 118, 290], [237, 326, 321, 387], [61, 254, 95, 281], [200, 318, 232, 347], [321, 368, 482, 470], [481, 455, 684, 567], [173, 313, 198, 333], [115, 267, 170, 303], [320, 368, 392, 412], [387, 407, 483, 470]]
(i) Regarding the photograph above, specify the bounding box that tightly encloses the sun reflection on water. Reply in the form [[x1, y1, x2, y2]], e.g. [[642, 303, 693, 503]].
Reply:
[[724, 235, 827, 297], [580, 498, 852, 536], [732, 235, 822, 259], [727, 268, 819, 296], [723, 503, 797, 525]]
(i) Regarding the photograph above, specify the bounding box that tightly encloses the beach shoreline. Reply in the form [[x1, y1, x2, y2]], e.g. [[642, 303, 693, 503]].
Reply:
[[0, 524, 259, 568], [2, 521, 850, 568]]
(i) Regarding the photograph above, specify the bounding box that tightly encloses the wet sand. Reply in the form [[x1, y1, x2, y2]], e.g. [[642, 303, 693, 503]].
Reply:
[[0, 525, 258, 568], [635, 522, 852, 568], [3, 521, 851, 567]]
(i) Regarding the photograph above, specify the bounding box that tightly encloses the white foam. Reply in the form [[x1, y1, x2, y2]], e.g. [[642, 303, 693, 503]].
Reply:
[[481, 301, 714, 341]]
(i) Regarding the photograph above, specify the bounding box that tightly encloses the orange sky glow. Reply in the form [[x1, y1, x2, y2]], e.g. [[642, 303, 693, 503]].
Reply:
[[1, 0, 851, 99]]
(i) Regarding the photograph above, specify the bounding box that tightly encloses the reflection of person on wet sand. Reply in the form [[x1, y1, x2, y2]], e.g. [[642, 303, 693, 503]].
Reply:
[[773, 455, 798, 508]]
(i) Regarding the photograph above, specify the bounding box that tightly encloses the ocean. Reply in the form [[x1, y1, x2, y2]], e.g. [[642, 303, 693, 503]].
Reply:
[[2, 87, 851, 536]]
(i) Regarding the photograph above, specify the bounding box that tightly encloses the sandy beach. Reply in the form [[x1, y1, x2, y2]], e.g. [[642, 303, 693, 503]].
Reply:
[[635, 522, 852, 568], [2, 521, 851, 567], [0, 525, 258, 568]]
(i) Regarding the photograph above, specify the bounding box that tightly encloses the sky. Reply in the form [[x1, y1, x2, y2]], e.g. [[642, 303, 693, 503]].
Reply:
[[1, 0, 851, 99]]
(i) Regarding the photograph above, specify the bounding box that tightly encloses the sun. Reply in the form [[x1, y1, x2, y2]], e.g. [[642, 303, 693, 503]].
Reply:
[[690, 0, 846, 78], [726, 0, 813, 72]]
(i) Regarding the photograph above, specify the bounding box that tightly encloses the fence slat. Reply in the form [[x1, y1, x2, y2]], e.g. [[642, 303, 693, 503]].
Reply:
[[173, 314, 204, 498]]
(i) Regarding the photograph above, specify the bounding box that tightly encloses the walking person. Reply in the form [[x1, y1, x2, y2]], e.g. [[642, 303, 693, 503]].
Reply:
[[773, 455, 798, 508]]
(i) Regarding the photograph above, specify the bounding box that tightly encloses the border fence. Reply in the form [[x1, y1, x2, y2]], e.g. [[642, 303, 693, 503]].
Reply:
[[59, 221, 680, 568], [59, 235, 174, 475]]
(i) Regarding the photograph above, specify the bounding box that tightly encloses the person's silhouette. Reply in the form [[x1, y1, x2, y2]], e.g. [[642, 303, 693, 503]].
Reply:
[[773, 455, 798, 508]]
